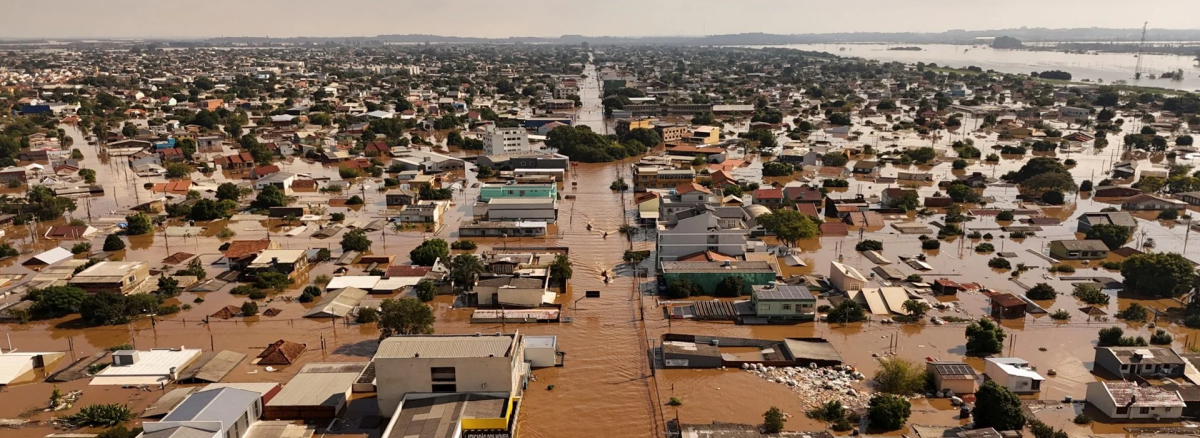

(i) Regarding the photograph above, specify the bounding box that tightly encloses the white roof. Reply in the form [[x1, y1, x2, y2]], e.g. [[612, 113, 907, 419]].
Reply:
[[91, 348, 202, 386], [249, 249, 307, 265], [373, 277, 420, 291], [30, 247, 73, 265], [324, 276, 381, 291], [987, 357, 1045, 381], [0, 352, 62, 385]]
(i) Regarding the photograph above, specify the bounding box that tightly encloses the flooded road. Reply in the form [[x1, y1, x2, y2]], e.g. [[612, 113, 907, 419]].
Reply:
[[752, 43, 1200, 91], [3, 58, 1200, 438]]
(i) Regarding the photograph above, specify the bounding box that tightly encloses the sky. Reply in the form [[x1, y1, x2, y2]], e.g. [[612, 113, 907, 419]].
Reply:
[[1, 0, 1197, 39]]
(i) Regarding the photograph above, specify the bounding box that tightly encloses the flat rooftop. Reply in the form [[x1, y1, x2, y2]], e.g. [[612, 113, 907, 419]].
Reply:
[[375, 334, 517, 359]]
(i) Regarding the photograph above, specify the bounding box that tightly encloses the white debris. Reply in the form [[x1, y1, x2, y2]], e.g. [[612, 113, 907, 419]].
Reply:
[[745, 363, 871, 410]]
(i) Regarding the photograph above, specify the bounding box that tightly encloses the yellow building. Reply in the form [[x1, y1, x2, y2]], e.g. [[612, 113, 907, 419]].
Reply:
[[631, 165, 696, 191], [616, 117, 656, 135], [690, 126, 721, 145]]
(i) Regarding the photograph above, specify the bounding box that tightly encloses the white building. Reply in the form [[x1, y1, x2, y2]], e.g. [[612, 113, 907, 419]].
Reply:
[[523, 335, 559, 368], [91, 347, 202, 386], [253, 172, 295, 196], [655, 212, 748, 261], [984, 357, 1045, 393], [373, 332, 526, 417], [481, 125, 533, 156], [0, 351, 64, 386], [829, 261, 867, 292], [1086, 381, 1184, 420]]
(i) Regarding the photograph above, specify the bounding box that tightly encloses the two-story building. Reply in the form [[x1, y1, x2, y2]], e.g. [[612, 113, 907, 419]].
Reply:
[[69, 261, 151, 295], [656, 213, 749, 261], [478, 183, 557, 202], [373, 332, 526, 417], [632, 165, 695, 191], [660, 261, 776, 296]]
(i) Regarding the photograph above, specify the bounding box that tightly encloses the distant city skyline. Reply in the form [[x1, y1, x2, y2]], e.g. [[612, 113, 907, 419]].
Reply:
[[1, 0, 1196, 39]]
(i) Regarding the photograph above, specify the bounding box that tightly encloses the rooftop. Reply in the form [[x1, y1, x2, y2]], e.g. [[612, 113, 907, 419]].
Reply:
[[660, 261, 774, 274], [267, 363, 363, 407], [753, 285, 815, 301], [375, 333, 517, 359], [72, 261, 146, 278], [1100, 346, 1185, 365], [1097, 381, 1186, 408], [386, 393, 510, 438]]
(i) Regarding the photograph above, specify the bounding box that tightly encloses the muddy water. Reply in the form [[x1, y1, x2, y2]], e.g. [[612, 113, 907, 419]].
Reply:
[[3, 63, 1200, 438]]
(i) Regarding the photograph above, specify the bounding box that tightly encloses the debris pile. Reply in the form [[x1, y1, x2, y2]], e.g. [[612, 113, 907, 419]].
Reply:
[[743, 362, 870, 409]]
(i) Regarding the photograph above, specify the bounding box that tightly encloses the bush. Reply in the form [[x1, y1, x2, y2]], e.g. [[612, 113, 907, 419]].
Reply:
[[450, 240, 478, 250], [1159, 208, 1180, 220], [356, 307, 380, 323], [1074, 414, 1092, 425], [297, 293, 315, 303], [103, 234, 126, 251], [996, 211, 1014, 221], [827, 300, 867, 323], [975, 243, 995, 253], [414, 279, 437, 302], [1116, 303, 1149, 322], [1080, 180, 1093, 192], [330, 212, 345, 222], [1050, 309, 1071, 320], [240, 301, 259, 316], [1041, 190, 1065, 205], [1071, 283, 1109, 305], [666, 278, 703, 299], [922, 239, 941, 250], [157, 304, 181, 315], [67, 404, 134, 427], [1026, 283, 1056, 300], [867, 394, 911, 431], [715, 276, 746, 297], [873, 357, 928, 395], [346, 195, 364, 205], [668, 397, 683, 407], [855, 240, 883, 251], [952, 159, 968, 170], [247, 289, 267, 300], [988, 257, 1011, 269], [1100, 261, 1122, 270], [303, 285, 322, 297], [254, 272, 292, 291], [763, 407, 786, 434], [1150, 329, 1173, 345], [71, 242, 92, 254], [230, 285, 259, 296]]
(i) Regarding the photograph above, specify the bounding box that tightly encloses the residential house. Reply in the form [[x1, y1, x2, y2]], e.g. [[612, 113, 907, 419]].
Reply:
[[397, 201, 449, 227], [217, 153, 255, 172], [632, 165, 695, 191], [881, 188, 917, 207], [373, 332, 526, 417], [140, 387, 263, 438], [1049, 240, 1110, 260], [1123, 194, 1187, 211], [751, 188, 783, 207], [471, 277, 553, 308], [657, 183, 718, 223], [91, 347, 202, 386], [224, 239, 281, 271], [243, 249, 308, 280], [1085, 381, 1184, 421], [1093, 346, 1186, 379], [385, 188, 418, 206], [253, 172, 295, 196], [69, 261, 151, 295], [750, 285, 816, 321], [264, 362, 361, 421], [989, 293, 1027, 319], [783, 185, 823, 205], [829, 261, 867, 292], [927, 361, 979, 395], [984, 357, 1045, 393], [1078, 211, 1138, 232]]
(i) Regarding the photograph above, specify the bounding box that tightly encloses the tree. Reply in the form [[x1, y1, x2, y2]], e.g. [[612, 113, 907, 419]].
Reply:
[[410, 239, 449, 266], [216, 183, 241, 201], [757, 209, 819, 246], [124, 213, 153, 235], [341, 229, 371, 252], [715, 276, 746, 297], [188, 199, 227, 221], [965, 318, 1006, 356], [827, 300, 866, 323], [103, 234, 126, 251], [888, 191, 920, 211], [548, 255, 572, 286], [252, 185, 286, 209], [1098, 327, 1126, 346], [621, 128, 662, 147], [947, 183, 980, 203], [763, 407, 786, 434], [973, 381, 1026, 431], [762, 161, 794, 177], [1026, 283, 1056, 300], [874, 357, 928, 395], [855, 240, 883, 251], [867, 394, 911, 431], [1122, 252, 1197, 297], [81, 291, 133, 326], [254, 272, 291, 292], [1086, 224, 1132, 250], [121, 123, 138, 138], [67, 403, 134, 427], [414, 279, 437, 302], [666, 279, 702, 299], [952, 159, 968, 170], [1041, 190, 1065, 205], [1020, 172, 1077, 197], [1006, 157, 1069, 183], [902, 300, 930, 318], [1072, 283, 1109, 305], [157, 275, 181, 298], [449, 254, 484, 289], [29, 286, 87, 319], [240, 301, 259, 316], [165, 163, 191, 179], [378, 297, 436, 339], [79, 168, 96, 184], [821, 152, 849, 167]]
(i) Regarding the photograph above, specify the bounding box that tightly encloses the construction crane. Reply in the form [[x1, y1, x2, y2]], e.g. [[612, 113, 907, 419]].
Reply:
[[1134, 22, 1148, 80]]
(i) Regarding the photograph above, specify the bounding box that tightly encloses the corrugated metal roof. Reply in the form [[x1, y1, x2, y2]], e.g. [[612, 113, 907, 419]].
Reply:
[[163, 387, 259, 426], [267, 366, 359, 407], [302, 287, 368, 318], [375, 335, 516, 359]]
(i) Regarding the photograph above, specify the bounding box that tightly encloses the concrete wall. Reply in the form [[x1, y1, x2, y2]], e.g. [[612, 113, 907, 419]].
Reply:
[[376, 346, 525, 417]]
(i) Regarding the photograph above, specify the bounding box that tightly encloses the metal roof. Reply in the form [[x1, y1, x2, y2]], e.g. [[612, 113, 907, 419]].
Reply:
[[177, 350, 247, 383], [753, 285, 814, 301], [660, 261, 774, 274], [303, 287, 368, 318], [162, 387, 260, 427], [1051, 239, 1109, 251], [375, 334, 516, 359], [267, 363, 362, 407]]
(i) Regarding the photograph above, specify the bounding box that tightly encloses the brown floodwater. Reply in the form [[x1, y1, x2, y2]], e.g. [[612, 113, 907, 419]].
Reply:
[[4, 61, 1200, 438]]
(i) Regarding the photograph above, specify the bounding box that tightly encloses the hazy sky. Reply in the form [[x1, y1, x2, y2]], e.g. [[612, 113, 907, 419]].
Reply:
[[2, 0, 1196, 39]]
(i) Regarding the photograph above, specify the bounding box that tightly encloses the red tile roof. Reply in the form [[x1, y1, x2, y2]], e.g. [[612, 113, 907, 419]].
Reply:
[[820, 222, 849, 236], [753, 188, 783, 199], [224, 239, 272, 260], [386, 265, 432, 278], [676, 182, 711, 195]]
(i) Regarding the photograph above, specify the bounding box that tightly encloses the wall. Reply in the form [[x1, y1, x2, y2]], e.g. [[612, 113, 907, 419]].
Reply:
[[376, 355, 519, 417], [662, 271, 775, 295]]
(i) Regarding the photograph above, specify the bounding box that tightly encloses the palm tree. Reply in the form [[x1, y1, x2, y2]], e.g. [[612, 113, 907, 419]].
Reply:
[[449, 254, 484, 291]]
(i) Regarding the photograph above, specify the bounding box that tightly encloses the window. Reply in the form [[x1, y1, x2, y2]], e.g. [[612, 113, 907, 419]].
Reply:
[[1166, 407, 1174, 413], [432, 384, 457, 393], [781, 304, 792, 311], [761, 304, 770, 311], [1116, 406, 1129, 415], [1140, 407, 1151, 415], [431, 367, 456, 382]]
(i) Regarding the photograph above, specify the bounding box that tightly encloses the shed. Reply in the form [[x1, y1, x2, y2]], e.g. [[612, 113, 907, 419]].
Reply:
[[176, 350, 247, 384], [22, 247, 73, 268], [989, 293, 1027, 319], [256, 340, 307, 366], [264, 362, 364, 420], [926, 361, 979, 395]]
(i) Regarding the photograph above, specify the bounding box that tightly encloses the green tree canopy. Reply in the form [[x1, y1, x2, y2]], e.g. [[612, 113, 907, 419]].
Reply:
[[341, 229, 372, 252], [216, 182, 242, 201], [965, 318, 1006, 356], [1086, 224, 1132, 250], [252, 185, 287, 209], [29, 285, 87, 319], [867, 394, 912, 431], [1122, 252, 1197, 297], [378, 297, 436, 339], [757, 209, 819, 246], [972, 381, 1026, 431], [410, 239, 449, 266], [124, 213, 153, 235]]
